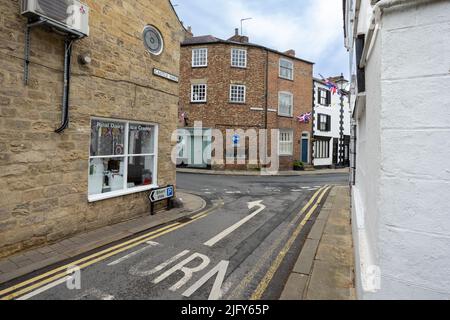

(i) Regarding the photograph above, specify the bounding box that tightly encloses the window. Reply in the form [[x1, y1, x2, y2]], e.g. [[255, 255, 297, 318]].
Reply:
[[318, 114, 331, 131], [230, 84, 246, 103], [318, 88, 331, 106], [314, 139, 330, 159], [279, 129, 293, 155], [279, 58, 294, 80], [89, 119, 158, 201], [231, 48, 247, 68], [192, 48, 208, 67], [191, 84, 207, 102], [278, 92, 293, 117]]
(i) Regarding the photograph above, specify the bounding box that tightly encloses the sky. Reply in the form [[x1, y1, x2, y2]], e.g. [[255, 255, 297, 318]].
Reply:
[[172, 0, 349, 79]]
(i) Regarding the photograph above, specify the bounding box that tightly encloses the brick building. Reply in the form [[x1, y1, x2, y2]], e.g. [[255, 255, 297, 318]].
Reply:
[[0, 0, 184, 258], [178, 29, 314, 171]]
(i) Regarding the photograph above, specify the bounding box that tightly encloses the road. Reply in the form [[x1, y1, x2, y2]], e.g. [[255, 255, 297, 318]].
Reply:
[[0, 172, 348, 300]]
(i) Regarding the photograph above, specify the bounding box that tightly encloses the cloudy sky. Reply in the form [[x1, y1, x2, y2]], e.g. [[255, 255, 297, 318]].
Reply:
[[172, 0, 349, 79]]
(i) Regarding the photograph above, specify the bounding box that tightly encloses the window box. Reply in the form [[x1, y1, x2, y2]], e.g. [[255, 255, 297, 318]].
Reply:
[[88, 118, 158, 202]]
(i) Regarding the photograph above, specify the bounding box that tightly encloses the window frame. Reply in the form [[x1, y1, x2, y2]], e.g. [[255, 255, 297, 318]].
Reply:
[[192, 48, 208, 67], [318, 88, 331, 106], [279, 58, 294, 80], [318, 113, 331, 132], [191, 84, 208, 103], [229, 84, 246, 104], [88, 117, 159, 203], [231, 48, 247, 68], [278, 91, 294, 117], [314, 139, 330, 159], [278, 129, 294, 156]]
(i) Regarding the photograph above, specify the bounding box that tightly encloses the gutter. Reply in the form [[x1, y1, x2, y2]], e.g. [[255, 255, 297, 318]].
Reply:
[[359, 0, 439, 68]]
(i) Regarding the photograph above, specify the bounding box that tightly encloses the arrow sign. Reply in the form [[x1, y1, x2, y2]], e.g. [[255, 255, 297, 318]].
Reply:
[[149, 186, 174, 203], [204, 200, 266, 247]]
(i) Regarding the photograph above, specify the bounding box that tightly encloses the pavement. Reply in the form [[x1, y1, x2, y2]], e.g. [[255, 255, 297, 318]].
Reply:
[[280, 186, 356, 300], [177, 167, 350, 176], [0, 191, 206, 285]]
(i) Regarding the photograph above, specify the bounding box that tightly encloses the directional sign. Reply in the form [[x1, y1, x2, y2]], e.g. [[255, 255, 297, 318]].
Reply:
[[232, 134, 240, 146], [149, 186, 174, 203]]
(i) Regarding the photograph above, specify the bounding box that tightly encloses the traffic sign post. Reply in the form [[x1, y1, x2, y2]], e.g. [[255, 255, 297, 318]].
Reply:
[[149, 185, 174, 215]]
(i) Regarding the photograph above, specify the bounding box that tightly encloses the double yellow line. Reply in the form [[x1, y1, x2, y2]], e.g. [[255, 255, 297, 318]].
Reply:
[[0, 209, 215, 300], [250, 185, 332, 300]]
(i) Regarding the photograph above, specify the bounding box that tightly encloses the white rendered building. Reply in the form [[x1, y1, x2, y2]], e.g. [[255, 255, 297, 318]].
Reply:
[[312, 78, 351, 167], [344, 0, 450, 299]]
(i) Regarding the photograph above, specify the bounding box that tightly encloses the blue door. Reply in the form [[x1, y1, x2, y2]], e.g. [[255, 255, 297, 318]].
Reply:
[[301, 139, 309, 163]]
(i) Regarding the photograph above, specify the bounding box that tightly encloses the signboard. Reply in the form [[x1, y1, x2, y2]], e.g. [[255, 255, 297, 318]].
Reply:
[[149, 185, 174, 215], [149, 185, 174, 202], [153, 68, 179, 83], [232, 134, 240, 146]]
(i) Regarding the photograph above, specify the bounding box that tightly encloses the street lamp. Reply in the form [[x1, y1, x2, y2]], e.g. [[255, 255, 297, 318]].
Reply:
[[240, 17, 252, 36], [335, 74, 348, 168]]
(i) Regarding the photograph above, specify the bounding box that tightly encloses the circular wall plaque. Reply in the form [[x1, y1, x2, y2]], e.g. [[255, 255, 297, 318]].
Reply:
[[143, 25, 164, 56]]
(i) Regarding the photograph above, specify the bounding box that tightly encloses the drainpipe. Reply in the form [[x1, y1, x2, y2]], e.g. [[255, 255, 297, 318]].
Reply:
[[360, 0, 440, 68], [55, 38, 74, 134]]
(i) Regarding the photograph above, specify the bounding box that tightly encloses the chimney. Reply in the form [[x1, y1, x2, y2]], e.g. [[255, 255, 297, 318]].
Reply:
[[284, 49, 296, 57], [185, 26, 193, 39], [228, 28, 249, 44]]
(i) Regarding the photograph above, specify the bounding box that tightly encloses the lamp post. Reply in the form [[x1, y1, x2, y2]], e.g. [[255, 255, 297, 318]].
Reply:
[[335, 74, 348, 167]]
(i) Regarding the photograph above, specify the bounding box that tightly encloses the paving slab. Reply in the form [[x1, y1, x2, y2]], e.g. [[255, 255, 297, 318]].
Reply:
[[279, 273, 309, 300], [292, 239, 320, 275]]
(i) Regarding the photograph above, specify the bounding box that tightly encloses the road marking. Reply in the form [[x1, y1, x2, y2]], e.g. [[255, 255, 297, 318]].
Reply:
[[75, 288, 115, 300], [204, 200, 266, 247], [182, 260, 229, 300], [107, 241, 160, 266], [225, 191, 241, 194], [291, 189, 304, 192], [129, 250, 190, 277], [0, 202, 223, 300], [227, 185, 329, 299], [153, 253, 211, 292], [250, 186, 331, 300], [16, 276, 69, 300]]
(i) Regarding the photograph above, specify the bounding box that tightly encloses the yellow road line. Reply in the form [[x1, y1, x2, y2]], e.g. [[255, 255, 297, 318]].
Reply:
[[228, 185, 329, 299], [250, 186, 332, 300], [0, 204, 220, 300]]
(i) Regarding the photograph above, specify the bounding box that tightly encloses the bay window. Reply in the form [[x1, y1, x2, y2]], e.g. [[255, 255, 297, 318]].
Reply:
[[88, 118, 158, 202]]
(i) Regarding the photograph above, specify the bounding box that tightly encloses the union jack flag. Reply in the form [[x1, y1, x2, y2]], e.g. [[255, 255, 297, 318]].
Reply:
[[297, 112, 312, 123]]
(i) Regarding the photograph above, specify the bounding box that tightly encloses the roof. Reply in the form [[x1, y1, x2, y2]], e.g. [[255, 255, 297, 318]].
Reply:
[[181, 35, 315, 65]]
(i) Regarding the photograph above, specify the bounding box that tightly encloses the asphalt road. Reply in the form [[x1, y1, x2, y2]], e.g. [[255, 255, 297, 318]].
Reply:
[[2, 172, 348, 300]]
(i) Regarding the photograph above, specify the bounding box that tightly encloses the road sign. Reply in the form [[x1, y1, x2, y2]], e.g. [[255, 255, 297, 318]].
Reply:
[[232, 134, 240, 146], [149, 185, 174, 215], [149, 186, 174, 202]]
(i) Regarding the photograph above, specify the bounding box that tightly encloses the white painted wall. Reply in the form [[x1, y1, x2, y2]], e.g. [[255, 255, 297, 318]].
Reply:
[[346, 0, 450, 299], [313, 80, 351, 166]]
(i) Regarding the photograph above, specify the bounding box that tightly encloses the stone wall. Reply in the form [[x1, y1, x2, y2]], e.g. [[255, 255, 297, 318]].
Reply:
[[0, 0, 184, 257]]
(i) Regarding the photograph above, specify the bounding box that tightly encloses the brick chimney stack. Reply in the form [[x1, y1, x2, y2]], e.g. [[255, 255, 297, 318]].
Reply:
[[228, 28, 249, 44], [185, 26, 193, 39], [284, 49, 296, 57]]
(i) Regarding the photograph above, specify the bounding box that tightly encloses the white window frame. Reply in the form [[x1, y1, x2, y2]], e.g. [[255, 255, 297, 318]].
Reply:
[[314, 139, 330, 159], [88, 117, 159, 202], [192, 48, 208, 67], [278, 91, 294, 117], [279, 58, 294, 80], [231, 48, 247, 68], [230, 84, 246, 103], [191, 84, 207, 103], [278, 129, 293, 156]]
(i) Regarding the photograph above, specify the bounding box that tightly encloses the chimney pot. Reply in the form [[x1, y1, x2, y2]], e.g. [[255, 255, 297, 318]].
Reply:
[[235, 28, 239, 36]]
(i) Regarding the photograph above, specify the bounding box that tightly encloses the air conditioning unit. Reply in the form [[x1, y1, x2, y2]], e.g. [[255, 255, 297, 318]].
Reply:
[[21, 0, 89, 37]]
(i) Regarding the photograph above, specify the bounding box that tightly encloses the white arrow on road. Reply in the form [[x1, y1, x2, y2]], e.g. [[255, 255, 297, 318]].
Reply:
[[204, 200, 266, 247]]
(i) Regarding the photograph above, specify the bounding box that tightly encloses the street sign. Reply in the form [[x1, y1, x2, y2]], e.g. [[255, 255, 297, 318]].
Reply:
[[149, 185, 174, 215], [149, 186, 174, 202], [232, 134, 240, 146], [153, 68, 179, 83]]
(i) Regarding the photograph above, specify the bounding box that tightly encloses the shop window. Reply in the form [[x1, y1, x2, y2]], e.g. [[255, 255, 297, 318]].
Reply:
[[89, 119, 157, 201], [314, 139, 330, 159]]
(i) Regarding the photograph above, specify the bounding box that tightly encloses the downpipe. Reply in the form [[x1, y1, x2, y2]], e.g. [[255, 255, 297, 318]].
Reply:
[[55, 38, 74, 134]]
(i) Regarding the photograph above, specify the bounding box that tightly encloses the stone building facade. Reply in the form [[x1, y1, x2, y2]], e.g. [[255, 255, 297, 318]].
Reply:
[[0, 0, 184, 258], [178, 30, 314, 171]]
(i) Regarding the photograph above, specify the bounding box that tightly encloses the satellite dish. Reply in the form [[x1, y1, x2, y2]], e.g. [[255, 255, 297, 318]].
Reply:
[[143, 25, 164, 56]]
